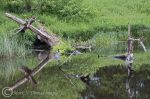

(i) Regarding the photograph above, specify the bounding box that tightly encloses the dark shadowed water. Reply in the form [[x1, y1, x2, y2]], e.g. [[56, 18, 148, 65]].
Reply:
[[81, 65, 150, 99]]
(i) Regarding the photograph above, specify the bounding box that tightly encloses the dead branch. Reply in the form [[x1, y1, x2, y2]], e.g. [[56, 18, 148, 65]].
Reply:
[[5, 13, 59, 47]]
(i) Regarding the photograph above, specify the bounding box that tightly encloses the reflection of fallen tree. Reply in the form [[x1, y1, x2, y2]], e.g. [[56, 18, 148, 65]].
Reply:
[[75, 45, 92, 52], [73, 40, 95, 52], [8, 52, 53, 91]]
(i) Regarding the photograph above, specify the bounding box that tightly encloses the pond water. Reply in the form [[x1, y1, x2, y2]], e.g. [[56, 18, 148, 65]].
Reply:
[[81, 65, 150, 99], [0, 42, 150, 99]]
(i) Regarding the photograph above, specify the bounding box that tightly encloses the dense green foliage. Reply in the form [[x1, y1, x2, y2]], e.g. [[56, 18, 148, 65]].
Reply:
[[3, 0, 92, 21], [0, 0, 150, 56], [0, 1, 150, 99], [1, 0, 150, 39]]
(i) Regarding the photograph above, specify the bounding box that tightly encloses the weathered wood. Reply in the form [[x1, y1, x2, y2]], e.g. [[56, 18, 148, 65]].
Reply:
[[128, 24, 131, 38], [127, 24, 133, 54], [127, 25, 146, 53], [29, 25, 55, 46], [8, 52, 53, 91], [4, 13, 59, 90], [5, 13, 59, 46], [5, 13, 26, 25]]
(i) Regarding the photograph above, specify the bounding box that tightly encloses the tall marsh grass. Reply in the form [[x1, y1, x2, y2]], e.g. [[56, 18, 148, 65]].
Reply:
[[0, 33, 29, 58], [92, 31, 127, 55]]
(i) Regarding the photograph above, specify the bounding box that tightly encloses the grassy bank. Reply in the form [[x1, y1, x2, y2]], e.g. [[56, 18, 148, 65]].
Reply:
[[0, 0, 150, 56], [0, 0, 150, 39]]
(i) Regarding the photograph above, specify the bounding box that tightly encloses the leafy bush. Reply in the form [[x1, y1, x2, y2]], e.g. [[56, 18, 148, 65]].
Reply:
[[53, 39, 74, 53], [4, 0, 33, 13], [36, 0, 92, 21], [4, 0, 92, 21], [58, 0, 92, 21]]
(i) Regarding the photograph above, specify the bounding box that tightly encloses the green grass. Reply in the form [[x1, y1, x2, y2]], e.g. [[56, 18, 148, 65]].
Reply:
[[0, 1, 150, 98], [0, 12, 34, 58], [0, 0, 150, 56], [0, 33, 28, 58], [1, 0, 150, 40]]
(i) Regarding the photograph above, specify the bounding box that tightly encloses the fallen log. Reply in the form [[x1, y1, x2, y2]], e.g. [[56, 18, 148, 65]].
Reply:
[[5, 13, 26, 25], [5, 13, 59, 47]]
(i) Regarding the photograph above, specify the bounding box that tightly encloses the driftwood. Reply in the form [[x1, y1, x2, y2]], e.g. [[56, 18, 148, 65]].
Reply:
[[5, 13, 59, 47], [8, 52, 53, 91]]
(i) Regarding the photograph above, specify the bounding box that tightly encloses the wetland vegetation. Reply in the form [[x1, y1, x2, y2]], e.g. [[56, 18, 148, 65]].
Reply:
[[0, 0, 150, 99]]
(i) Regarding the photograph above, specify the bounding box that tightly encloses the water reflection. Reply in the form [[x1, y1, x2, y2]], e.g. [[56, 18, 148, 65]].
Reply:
[[0, 57, 28, 79], [81, 65, 150, 99], [1, 50, 54, 91], [95, 41, 127, 56], [79, 74, 101, 86], [36, 50, 50, 61], [126, 73, 136, 99], [67, 74, 101, 86], [96, 41, 150, 57]]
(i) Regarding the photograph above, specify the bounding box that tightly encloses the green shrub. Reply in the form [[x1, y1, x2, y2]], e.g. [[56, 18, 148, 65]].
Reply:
[[58, 0, 92, 21], [4, 0, 33, 13], [4, 0, 92, 21], [53, 38, 74, 53], [36, 0, 92, 21]]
